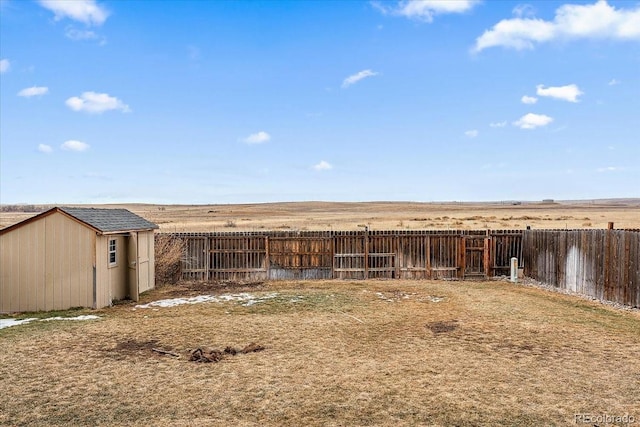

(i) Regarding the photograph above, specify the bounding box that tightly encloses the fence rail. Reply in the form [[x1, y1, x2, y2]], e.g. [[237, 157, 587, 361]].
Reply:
[[160, 230, 524, 282], [523, 229, 639, 307]]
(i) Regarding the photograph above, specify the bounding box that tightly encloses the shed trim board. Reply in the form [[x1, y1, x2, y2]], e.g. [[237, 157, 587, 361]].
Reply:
[[1, 207, 158, 313], [0, 208, 100, 235]]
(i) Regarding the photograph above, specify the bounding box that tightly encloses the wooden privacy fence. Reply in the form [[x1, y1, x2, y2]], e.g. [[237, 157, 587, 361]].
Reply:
[[523, 229, 640, 307], [160, 230, 523, 282]]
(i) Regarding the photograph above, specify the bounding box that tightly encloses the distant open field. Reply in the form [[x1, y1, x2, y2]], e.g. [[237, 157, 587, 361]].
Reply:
[[1, 280, 639, 426], [2, 199, 639, 231]]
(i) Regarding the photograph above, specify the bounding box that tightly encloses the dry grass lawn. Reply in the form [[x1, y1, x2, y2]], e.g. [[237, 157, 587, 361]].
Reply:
[[1, 279, 639, 426]]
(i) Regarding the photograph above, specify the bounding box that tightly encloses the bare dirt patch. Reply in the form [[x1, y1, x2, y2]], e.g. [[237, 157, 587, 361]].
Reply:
[[114, 338, 160, 354], [107, 338, 265, 363], [427, 320, 459, 334]]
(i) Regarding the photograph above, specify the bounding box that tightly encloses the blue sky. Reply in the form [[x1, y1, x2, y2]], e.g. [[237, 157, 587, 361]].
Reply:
[[1, 0, 638, 204]]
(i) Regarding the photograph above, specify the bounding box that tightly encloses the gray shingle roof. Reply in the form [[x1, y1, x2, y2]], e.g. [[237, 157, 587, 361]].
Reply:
[[60, 207, 159, 233]]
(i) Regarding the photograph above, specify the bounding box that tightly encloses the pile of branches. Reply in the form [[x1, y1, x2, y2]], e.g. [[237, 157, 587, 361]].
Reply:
[[189, 343, 265, 363]]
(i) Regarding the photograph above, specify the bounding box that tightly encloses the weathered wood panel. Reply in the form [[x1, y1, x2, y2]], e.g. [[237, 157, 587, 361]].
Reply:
[[429, 235, 460, 280], [333, 232, 366, 280], [269, 236, 332, 280], [368, 235, 396, 279], [523, 229, 639, 307], [398, 235, 429, 279], [491, 231, 524, 276], [210, 236, 267, 281]]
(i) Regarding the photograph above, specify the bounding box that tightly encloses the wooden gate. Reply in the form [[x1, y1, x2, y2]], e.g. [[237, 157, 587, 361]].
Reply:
[[463, 235, 487, 278]]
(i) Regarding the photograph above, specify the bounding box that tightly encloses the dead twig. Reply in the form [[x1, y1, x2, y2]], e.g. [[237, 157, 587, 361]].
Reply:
[[152, 348, 180, 357], [337, 310, 364, 324], [241, 342, 265, 353]]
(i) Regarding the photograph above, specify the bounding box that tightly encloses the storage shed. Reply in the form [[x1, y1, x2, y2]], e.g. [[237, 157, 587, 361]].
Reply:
[[0, 207, 159, 313]]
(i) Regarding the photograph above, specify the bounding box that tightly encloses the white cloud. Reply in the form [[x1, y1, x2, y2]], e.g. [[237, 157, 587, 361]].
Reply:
[[489, 121, 507, 128], [473, 0, 640, 52], [474, 17, 555, 51], [465, 129, 479, 138], [342, 69, 379, 88], [513, 113, 554, 129], [64, 26, 107, 45], [512, 4, 536, 18], [38, 144, 53, 153], [66, 92, 131, 114], [313, 161, 333, 171], [242, 131, 271, 144], [374, 0, 481, 22], [18, 86, 49, 97], [0, 58, 9, 73], [521, 95, 538, 104], [536, 84, 583, 102], [596, 166, 623, 172], [61, 140, 90, 152], [38, 0, 109, 26], [607, 78, 620, 86]]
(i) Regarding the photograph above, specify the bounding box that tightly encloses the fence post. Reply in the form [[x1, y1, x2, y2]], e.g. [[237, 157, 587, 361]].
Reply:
[[205, 237, 210, 281], [426, 235, 431, 280], [364, 228, 369, 280], [605, 227, 611, 300], [265, 235, 270, 280], [510, 257, 518, 283], [394, 235, 400, 279], [484, 236, 491, 278], [458, 237, 466, 279]]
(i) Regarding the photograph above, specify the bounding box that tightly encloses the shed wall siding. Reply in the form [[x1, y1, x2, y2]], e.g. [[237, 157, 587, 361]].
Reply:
[[0, 212, 95, 313], [95, 236, 110, 309], [95, 235, 129, 308]]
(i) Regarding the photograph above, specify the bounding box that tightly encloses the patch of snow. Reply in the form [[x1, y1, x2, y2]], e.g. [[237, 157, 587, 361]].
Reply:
[[135, 293, 279, 309], [375, 292, 395, 302], [375, 292, 444, 303], [0, 318, 37, 329], [41, 315, 101, 322], [0, 315, 100, 330]]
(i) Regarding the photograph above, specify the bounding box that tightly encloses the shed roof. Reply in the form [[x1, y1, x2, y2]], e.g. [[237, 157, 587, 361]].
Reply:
[[0, 207, 159, 235], [59, 207, 159, 233]]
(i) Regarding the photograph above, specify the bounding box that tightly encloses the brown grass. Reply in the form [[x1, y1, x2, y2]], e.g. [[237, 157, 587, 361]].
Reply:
[[2, 200, 639, 232], [1, 280, 639, 426], [154, 235, 185, 285]]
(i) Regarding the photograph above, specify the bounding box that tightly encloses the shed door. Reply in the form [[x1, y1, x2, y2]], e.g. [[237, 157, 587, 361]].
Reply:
[[128, 233, 139, 301], [137, 232, 150, 293]]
